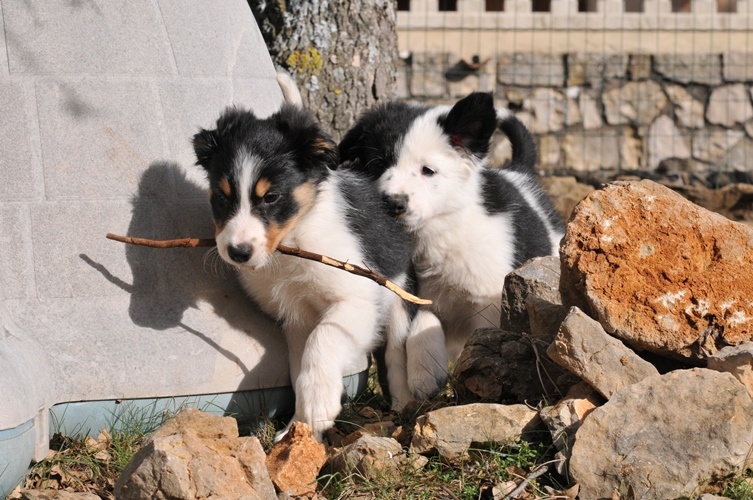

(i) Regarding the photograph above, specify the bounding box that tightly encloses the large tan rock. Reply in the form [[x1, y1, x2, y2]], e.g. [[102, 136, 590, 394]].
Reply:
[[560, 180, 753, 361], [114, 408, 276, 500]]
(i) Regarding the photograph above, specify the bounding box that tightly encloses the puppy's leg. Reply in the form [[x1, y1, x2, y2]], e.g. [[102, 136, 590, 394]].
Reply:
[[274, 322, 310, 442], [290, 300, 377, 441], [406, 309, 448, 399], [383, 301, 413, 411]]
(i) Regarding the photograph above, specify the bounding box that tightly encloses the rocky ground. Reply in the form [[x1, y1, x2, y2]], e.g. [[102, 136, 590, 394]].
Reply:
[[10, 177, 753, 499]]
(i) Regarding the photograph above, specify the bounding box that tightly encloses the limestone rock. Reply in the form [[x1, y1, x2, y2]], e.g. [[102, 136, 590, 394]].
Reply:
[[327, 435, 406, 480], [266, 422, 326, 497], [560, 180, 753, 361], [114, 408, 276, 500], [647, 115, 691, 169], [579, 91, 603, 130], [567, 53, 627, 88], [539, 382, 603, 476], [410, 403, 539, 460], [666, 84, 705, 129], [724, 52, 753, 82], [547, 307, 660, 398], [692, 128, 745, 164], [569, 369, 753, 499], [654, 53, 722, 86], [454, 328, 577, 405], [706, 84, 753, 127], [562, 129, 621, 172], [603, 80, 667, 126], [500, 255, 563, 334], [524, 88, 566, 134], [537, 134, 561, 168], [628, 53, 653, 80], [708, 342, 753, 398], [498, 53, 565, 87]]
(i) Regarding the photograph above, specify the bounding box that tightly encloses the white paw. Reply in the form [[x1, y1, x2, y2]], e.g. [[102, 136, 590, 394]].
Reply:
[[406, 311, 449, 399]]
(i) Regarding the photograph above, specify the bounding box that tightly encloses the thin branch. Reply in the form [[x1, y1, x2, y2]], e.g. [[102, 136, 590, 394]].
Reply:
[[502, 464, 550, 500], [105, 233, 431, 305]]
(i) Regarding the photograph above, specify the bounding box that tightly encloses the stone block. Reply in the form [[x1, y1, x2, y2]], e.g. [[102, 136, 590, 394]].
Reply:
[[498, 53, 565, 87], [628, 53, 653, 80], [567, 53, 627, 87], [0, 205, 34, 300], [666, 84, 705, 129], [561, 129, 621, 172], [157, 0, 274, 77], [692, 128, 745, 164], [35, 80, 166, 201], [3, 1, 173, 75], [706, 84, 753, 127], [647, 115, 691, 170], [723, 52, 753, 83], [654, 53, 722, 86], [603, 80, 667, 126], [0, 82, 35, 202]]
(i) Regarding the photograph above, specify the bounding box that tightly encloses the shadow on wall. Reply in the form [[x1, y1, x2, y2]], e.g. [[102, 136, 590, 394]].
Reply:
[[86, 160, 291, 422]]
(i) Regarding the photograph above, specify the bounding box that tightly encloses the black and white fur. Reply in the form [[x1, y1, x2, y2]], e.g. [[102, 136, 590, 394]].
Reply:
[[193, 76, 441, 440], [339, 92, 564, 371]]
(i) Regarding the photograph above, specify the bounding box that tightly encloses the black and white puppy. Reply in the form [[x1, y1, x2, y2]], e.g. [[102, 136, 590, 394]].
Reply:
[[193, 76, 440, 439], [339, 92, 564, 378]]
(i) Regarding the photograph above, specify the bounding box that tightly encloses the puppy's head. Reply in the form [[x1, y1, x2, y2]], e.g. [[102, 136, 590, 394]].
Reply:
[[340, 92, 497, 230], [194, 105, 337, 269]]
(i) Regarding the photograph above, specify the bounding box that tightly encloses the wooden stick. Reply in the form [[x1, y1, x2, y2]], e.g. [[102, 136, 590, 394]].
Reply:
[[106, 233, 431, 305]]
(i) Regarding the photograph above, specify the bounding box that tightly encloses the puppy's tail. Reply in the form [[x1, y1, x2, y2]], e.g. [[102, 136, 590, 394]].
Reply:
[[496, 108, 538, 174], [276, 71, 303, 108]]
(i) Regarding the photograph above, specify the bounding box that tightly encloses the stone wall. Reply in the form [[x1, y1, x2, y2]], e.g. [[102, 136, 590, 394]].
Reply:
[[397, 52, 753, 180]]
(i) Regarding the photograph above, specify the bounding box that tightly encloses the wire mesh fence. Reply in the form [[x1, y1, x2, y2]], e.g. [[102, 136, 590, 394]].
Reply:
[[395, 0, 753, 186]]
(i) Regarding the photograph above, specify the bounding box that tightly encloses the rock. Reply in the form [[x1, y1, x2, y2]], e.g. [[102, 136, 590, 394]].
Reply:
[[647, 115, 691, 170], [547, 307, 660, 399], [666, 84, 705, 129], [708, 342, 753, 397], [524, 88, 566, 133], [692, 128, 745, 164], [561, 129, 621, 172], [498, 53, 565, 87], [539, 176, 595, 222], [628, 53, 653, 80], [567, 53, 627, 88], [266, 422, 327, 497], [654, 53, 722, 86], [114, 408, 276, 500], [569, 369, 753, 499], [20, 492, 100, 500], [603, 80, 667, 126], [560, 180, 753, 361], [723, 52, 753, 82], [410, 403, 539, 460], [327, 435, 406, 480], [454, 328, 577, 405], [539, 382, 603, 476], [500, 255, 562, 334], [706, 84, 753, 127], [668, 182, 753, 226], [537, 134, 561, 168], [579, 92, 602, 130]]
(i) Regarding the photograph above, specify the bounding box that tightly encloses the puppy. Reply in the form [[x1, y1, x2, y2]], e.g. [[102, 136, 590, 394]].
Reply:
[[339, 92, 564, 382], [192, 77, 440, 439]]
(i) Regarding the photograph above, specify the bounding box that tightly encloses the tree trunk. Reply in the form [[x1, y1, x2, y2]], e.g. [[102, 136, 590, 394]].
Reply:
[[249, 0, 398, 141]]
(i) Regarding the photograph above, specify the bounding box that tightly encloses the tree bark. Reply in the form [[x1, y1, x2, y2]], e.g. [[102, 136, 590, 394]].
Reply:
[[249, 0, 398, 141]]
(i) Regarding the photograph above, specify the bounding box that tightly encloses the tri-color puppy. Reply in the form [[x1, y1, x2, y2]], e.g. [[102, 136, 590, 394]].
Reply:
[[339, 92, 564, 387], [192, 76, 440, 440]]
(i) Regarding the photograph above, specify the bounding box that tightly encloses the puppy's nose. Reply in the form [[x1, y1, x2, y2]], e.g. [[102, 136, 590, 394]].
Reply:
[[227, 244, 253, 263], [385, 193, 409, 216]]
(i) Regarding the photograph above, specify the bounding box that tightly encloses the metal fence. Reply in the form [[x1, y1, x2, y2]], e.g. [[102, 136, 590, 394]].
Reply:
[[395, 0, 753, 184]]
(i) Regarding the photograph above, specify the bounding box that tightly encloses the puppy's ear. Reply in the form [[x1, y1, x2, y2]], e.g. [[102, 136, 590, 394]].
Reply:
[[193, 128, 218, 170], [308, 134, 339, 170], [338, 123, 364, 163], [441, 92, 498, 159]]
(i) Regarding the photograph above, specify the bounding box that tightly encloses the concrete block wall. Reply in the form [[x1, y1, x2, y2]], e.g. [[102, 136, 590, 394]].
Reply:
[[0, 1, 326, 492]]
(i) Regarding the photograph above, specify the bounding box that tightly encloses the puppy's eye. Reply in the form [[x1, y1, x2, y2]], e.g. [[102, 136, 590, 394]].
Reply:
[[422, 166, 436, 177], [263, 192, 280, 204], [215, 192, 229, 204]]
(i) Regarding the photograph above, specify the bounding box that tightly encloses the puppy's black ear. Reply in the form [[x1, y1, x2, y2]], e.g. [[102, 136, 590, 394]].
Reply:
[[441, 92, 498, 159], [338, 123, 364, 163], [309, 134, 339, 170], [193, 128, 218, 170]]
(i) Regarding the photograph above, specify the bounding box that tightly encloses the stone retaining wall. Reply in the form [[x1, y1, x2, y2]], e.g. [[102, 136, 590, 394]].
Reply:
[[398, 52, 753, 178]]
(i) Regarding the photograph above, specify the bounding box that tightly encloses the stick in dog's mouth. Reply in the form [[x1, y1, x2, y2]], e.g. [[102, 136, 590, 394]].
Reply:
[[105, 233, 431, 305]]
